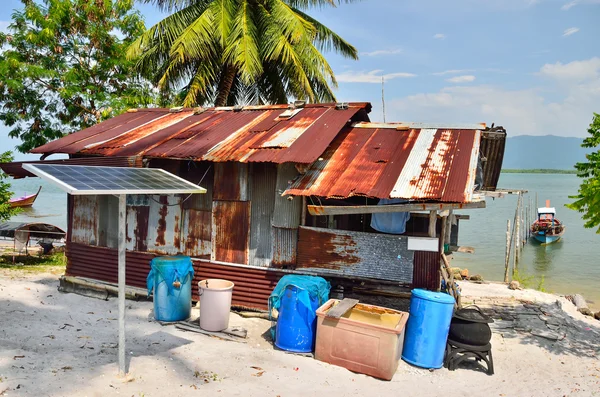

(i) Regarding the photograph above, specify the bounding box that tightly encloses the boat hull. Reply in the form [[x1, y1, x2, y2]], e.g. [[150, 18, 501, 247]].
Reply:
[[532, 232, 562, 245], [9, 186, 41, 208]]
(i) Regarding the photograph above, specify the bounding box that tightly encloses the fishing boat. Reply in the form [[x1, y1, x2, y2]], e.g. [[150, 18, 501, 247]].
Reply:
[[9, 186, 42, 208], [530, 200, 565, 245]]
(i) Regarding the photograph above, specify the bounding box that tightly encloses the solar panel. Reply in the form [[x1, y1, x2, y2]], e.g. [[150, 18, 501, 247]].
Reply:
[[22, 164, 206, 195]]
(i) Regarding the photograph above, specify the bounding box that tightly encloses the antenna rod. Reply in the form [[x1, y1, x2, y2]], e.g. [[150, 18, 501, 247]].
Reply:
[[381, 76, 386, 123]]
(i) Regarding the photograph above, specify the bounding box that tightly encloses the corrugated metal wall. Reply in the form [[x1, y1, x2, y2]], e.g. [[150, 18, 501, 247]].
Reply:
[[71, 195, 98, 245], [480, 130, 506, 191], [211, 201, 250, 264], [146, 195, 182, 254], [249, 163, 277, 267], [271, 164, 302, 267], [66, 242, 284, 310]]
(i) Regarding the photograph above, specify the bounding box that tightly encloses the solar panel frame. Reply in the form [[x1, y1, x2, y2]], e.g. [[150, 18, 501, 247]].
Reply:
[[22, 164, 207, 195]]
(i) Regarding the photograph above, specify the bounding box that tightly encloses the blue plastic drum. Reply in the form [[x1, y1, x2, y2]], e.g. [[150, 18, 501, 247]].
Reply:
[[402, 289, 455, 369], [275, 285, 320, 353], [147, 256, 194, 322]]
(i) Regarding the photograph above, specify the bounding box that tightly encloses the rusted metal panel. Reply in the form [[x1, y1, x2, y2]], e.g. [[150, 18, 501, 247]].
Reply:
[[285, 126, 483, 203], [212, 201, 250, 264], [272, 163, 302, 228], [182, 209, 211, 257], [272, 227, 297, 268], [296, 226, 414, 283], [480, 129, 506, 190], [30, 104, 370, 165], [248, 163, 277, 267], [0, 156, 141, 179], [66, 242, 155, 289], [412, 251, 441, 290], [192, 260, 284, 310], [181, 162, 214, 211], [146, 195, 182, 255], [213, 162, 249, 201], [246, 107, 363, 163], [30, 111, 150, 154], [71, 195, 99, 245], [126, 205, 149, 252]]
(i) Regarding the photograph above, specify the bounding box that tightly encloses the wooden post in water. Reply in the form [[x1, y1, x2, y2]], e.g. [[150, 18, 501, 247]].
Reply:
[[514, 193, 521, 272], [504, 219, 511, 282]]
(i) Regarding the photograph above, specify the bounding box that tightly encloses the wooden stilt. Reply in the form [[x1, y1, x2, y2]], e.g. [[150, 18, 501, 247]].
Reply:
[[504, 219, 511, 283]]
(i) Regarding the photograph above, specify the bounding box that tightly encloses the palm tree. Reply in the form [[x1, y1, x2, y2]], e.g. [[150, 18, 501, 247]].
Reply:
[[129, 0, 358, 107]]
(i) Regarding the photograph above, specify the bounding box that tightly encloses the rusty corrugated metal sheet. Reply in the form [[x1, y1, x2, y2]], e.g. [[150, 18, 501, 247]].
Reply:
[[182, 209, 211, 258], [29, 104, 370, 164], [126, 205, 149, 252], [296, 226, 414, 283], [66, 242, 155, 289], [213, 162, 249, 201], [0, 156, 141, 179], [193, 260, 284, 310], [480, 129, 506, 190], [66, 242, 284, 310], [271, 227, 297, 268], [211, 201, 250, 264], [412, 251, 440, 290], [146, 195, 182, 255], [71, 195, 99, 245], [249, 163, 277, 267], [284, 126, 482, 203]]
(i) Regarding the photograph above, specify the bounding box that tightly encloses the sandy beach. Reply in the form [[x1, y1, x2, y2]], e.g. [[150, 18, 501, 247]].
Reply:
[[1, 270, 599, 397]]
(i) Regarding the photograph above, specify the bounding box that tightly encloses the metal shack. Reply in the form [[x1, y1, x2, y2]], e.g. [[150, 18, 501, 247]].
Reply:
[[2, 102, 506, 310]]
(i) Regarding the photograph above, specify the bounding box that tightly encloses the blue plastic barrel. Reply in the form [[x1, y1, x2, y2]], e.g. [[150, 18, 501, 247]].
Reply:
[[402, 289, 455, 369], [275, 285, 320, 353], [147, 256, 194, 322]]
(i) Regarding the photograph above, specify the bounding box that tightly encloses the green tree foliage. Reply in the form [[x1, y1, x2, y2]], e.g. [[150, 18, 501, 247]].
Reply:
[[0, 152, 20, 222], [0, 0, 162, 153], [568, 113, 600, 233], [129, 0, 359, 107]]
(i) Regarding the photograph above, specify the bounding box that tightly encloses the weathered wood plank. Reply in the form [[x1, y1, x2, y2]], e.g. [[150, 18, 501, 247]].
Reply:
[[307, 201, 485, 216], [326, 298, 359, 319]]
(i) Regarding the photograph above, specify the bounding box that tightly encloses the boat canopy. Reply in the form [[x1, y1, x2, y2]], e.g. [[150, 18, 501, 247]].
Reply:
[[537, 207, 556, 215], [0, 222, 66, 240]]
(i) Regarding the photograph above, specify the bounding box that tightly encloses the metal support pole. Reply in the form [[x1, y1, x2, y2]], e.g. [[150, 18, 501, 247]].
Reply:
[[118, 194, 127, 375]]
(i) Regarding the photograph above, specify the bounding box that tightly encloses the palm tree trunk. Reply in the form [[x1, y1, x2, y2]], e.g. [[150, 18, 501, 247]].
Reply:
[[215, 65, 237, 107]]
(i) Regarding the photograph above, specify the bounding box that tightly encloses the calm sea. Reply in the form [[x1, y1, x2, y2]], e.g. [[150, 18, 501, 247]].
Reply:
[[7, 173, 600, 309]]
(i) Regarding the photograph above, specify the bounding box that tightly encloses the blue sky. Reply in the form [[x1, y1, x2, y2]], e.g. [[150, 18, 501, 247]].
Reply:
[[1, 0, 599, 160]]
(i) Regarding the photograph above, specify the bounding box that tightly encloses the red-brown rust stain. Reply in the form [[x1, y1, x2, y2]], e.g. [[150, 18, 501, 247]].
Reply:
[[173, 212, 181, 249], [155, 196, 168, 246], [135, 206, 149, 252], [296, 227, 359, 270], [213, 201, 250, 264], [184, 209, 211, 253]]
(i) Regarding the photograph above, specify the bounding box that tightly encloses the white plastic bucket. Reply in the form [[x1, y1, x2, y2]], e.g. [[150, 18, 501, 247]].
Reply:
[[198, 279, 234, 331]]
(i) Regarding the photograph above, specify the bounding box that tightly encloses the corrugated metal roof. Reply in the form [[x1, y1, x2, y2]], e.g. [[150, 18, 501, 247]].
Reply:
[[284, 125, 482, 203], [30, 103, 370, 164]]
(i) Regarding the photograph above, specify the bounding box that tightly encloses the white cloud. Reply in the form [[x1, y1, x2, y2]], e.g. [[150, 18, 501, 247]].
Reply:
[[361, 49, 402, 57], [539, 57, 600, 82], [561, 0, 600, 10], [433, 69, 474, 76], [0, 21, 9, 33], [385, 57, 600, 137], [433, 33, 446, 40], [336, 70, 416, 83], [446, 75, 476, 83], [563, 27, 580, 36]]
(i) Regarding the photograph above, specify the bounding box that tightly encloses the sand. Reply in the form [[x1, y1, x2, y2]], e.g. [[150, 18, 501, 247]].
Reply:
[[1, 272, 599, 397]]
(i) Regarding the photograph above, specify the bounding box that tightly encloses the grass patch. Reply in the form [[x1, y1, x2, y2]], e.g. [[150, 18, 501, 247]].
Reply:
[[513, 269, 547, 292], [0, 252, 66, 274]]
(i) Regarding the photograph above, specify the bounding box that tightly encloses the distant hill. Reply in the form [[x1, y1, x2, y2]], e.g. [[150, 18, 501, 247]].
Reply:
[[502, 135, 591, 170]]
